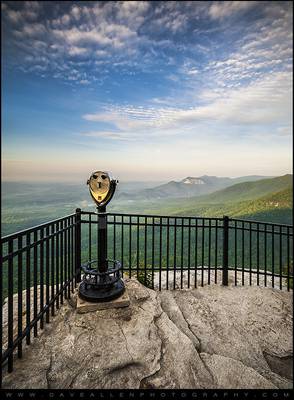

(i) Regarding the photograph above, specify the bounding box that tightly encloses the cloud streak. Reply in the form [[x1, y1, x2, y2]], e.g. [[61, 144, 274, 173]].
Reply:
[[81, 70, 292, 141]]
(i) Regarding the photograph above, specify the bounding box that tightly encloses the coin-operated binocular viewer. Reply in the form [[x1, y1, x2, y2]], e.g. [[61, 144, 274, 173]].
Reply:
[[78, 171, 125, 302]]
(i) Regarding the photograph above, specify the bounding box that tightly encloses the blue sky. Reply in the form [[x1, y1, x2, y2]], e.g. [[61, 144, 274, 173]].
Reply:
[[1, 1, 293, 182]]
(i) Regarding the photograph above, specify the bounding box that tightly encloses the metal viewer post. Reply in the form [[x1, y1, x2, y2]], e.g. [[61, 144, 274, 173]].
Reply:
[[97, 204, 107, 273], [78, 171, 125, 302]]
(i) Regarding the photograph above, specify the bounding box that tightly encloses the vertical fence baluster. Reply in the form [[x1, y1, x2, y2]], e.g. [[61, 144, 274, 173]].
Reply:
[[180, 218, 184, 289], [144, 217, 147, 286], [17, 236, 23, 357], [129, 216, 132, 278], [45, 227, 50, 323], [75, 211, 81, 286], [137, 217, 139, 281], [96, 213, 99, 276], [234, 220, 237, 286], [67, 218, 71, 298], [64, 220, 68, 299], [279, 226, 282, 290], [166, 218, 169, 290], [264, 224, 267, 287], [249, 222, 252, 286], [242, 221, 245, 286], [152, 217, 155, 289], [188, 219, 191, 289], [159, 217, 162, 291], [272, 225, 275, 288], [89, 214, 92, 262], [287, 227, 290, 291], [60, 222, 63, 305], [173, 218, 176, 290], [26, 233, 31, 344], [121, 216, 124, 278], [195, 219, 198, 288], [40, 229, 44, 327], [8, 240, 14, 372], [71, 216, 74, 292], [201, 219, 205, 287], [51, 224, 55, 316], [56, 222, 60, 309], [113, 215, 116, 261], [256, 223, 259, 286], [33, 231, 38, 337], [215, 220, 218, 284], [208, 219, 211, 286], [0, 241, 3, 386], [222, 216, 229, 286]]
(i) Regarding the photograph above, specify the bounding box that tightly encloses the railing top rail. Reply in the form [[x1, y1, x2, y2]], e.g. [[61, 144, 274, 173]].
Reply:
[[81, 210, 293, 228], [1, 213, 76, 243], [2, 211, 293, 242], [81, 210, 224, 221], [229, 217, 293, 229]]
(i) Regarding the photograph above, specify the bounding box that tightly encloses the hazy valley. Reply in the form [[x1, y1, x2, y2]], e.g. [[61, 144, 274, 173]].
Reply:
[[1, 174, 292, 236]]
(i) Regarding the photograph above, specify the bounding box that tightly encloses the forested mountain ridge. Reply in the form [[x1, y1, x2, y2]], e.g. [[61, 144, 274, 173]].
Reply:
[[116, 176, 293, 225], [116, 174, 274, 200], [193, 174, 292, 204]]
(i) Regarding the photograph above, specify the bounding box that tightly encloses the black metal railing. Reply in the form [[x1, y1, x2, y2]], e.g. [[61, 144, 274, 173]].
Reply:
[[1, 209, 293, 387], [0, 213, 81, 387], [80, 211, 293, 291]]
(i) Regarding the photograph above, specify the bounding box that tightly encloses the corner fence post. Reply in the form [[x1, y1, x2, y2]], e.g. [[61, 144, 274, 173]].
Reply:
[[222, 215, 229, 286], [75, 208, 82, 283]]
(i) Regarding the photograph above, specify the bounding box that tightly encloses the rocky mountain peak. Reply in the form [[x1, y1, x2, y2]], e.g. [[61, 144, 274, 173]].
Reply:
[[182, 177, 205, 185]]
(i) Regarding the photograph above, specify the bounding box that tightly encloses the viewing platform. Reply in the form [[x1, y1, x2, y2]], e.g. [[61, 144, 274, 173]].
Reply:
[[1, 210, 293, 389]]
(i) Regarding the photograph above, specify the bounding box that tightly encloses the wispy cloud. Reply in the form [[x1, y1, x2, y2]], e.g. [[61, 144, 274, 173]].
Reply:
[[81, 70, 292, 141], [208, 1, 257, 20], [2, 0, 292, 89]]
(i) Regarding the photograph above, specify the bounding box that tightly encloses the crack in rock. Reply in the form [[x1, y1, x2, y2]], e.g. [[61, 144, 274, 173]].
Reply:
[[171, 293, 204, 352], [45, 354, 53, 389], [139, 314, 165, 389]]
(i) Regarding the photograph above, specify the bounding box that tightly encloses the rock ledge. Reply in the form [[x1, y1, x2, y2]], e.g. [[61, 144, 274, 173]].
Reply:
[[2, 279, 292, 389]]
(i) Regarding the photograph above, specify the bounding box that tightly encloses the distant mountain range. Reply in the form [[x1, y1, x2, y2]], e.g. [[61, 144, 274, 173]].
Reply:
[[157, 175, 293, 224], [116, 175, 275, 200], [110, 174, 293, 225]]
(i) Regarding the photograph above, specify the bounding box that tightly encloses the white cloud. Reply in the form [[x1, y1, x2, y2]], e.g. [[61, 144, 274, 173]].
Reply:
[[82, 70, 292, 140], [116, 0, 150, 28], [71, 5, 81, 20], [6, 9, 22, 24], [81, 131, 135, 141], [22, 23, 46, 37], [151, 5, 188, 33], [23, 1, 41, 11], [68, 46, 89, 57], [208, 1, 257, 20]]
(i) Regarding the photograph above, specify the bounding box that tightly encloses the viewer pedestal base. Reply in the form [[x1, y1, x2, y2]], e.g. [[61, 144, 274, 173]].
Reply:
[[76, 286, 130, 314]]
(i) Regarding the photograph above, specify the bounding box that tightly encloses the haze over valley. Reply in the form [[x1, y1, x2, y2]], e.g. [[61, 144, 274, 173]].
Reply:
[[2, 174, 292, 236]]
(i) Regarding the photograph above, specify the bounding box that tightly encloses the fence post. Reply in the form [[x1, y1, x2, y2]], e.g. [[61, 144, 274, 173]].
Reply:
[[75, 208, 82, 283], [222, 215, 229, 286]]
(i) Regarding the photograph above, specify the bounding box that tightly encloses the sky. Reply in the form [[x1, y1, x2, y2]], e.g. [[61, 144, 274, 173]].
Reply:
[[1, 0, 293, 182]]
